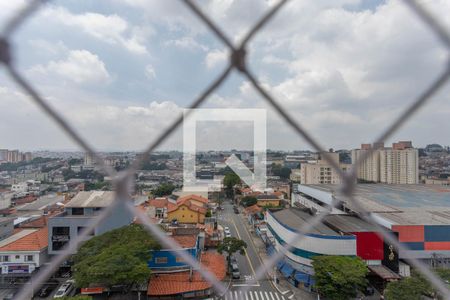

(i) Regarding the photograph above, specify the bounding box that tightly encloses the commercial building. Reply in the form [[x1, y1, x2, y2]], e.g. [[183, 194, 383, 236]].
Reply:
[[300, 152, 350, 184], [351, 141, 419, 184], [266, 208, 356, 288], [0, 227, 48, 276], [48, 191, 133, 255], [293, 184, 450, 266]]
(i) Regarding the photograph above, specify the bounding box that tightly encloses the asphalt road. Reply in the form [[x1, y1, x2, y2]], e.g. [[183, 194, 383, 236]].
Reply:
[[217, 200, 289, 300]]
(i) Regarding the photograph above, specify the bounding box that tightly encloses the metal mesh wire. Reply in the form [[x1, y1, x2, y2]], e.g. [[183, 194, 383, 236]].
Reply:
[[0, 0, 450, 299]]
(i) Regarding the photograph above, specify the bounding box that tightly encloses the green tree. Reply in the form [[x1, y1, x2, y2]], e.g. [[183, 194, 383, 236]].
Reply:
[[217, 237, 247, 267], [271, 164, 291, 179], [205, 209, 212, 218], [241, 196, 257, 207], [223, 173, 240, 198], [72, 224, 160, 289], [152, 183, 176, 197], [384, 270, 435, 300], [312, 255, 368, 300]]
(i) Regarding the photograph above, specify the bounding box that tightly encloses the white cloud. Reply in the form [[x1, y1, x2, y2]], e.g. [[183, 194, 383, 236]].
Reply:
[[145, 64, 156, 80], [204, 49, 228, 69], [41, 6, 150, 54], [164, 37, 209, 52], [28, 50, 110, 84]]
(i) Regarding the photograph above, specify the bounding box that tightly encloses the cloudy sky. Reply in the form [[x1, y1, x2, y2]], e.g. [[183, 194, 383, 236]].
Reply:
[[0, 0, 449, 152]]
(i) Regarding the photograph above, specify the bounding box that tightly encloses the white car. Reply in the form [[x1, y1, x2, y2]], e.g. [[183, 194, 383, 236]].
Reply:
[[225, 232, 232, 238], [224, 226, 230, 233], [53, 280, 74, 298]]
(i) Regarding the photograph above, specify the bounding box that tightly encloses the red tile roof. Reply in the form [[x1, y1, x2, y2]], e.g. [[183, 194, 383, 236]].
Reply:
[[172, 235, 197, 248], [0, 227, 48, 252], [148, 198, 169, 209], [245, 204, 263, 215], [168, 201, 207, 214], [176, 194, 209, 205], [147, 252, 226, 296], [19, 215, 48, 228]]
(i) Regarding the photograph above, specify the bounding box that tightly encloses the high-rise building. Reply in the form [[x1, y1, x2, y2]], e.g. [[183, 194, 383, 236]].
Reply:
[[351, 141, 418, 184], [300, 151, 350, 184]]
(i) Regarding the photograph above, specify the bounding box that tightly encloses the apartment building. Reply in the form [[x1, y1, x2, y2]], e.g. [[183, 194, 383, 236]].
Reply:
[[351, 141, 419, 184], [300, 152, 350, 184]]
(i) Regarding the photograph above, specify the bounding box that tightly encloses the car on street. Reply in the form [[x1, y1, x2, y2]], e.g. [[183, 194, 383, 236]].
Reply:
[[233, 207, 239, 214], [230, 256, 238, 265], [225, 232, 232, 238], [53, 280, 74, 298], [231, 263, 240, 279], [224, 226, 230, 233]]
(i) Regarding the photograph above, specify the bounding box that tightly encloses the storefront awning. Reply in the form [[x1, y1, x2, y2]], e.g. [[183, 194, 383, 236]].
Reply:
[[294, 271, 309, 283], [368, 265, 401, 280], [280, 263, 295, 278]]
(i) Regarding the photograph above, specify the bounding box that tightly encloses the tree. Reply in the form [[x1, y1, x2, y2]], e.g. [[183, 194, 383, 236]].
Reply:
[[72, 224, 160, 289], [223, 172, 240, 198], [271, 164, 291, 180], [241, 196, 257, 207], [152, 183, 176, 197], [312, 255, 368, 300], [217, 237, 247, 267], [205, 209, 212, 218], [384, 270, 437, 300]]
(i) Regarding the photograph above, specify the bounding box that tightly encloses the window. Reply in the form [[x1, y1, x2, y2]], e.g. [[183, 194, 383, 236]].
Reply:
[[15, 255, 20, 259], [53, 226, 70, 236], [71, 207, 84, 215], [176, 257, 184, 263], [25, 255, 33, 262], [1, 256, 9, 262], [155, 257, 168, 264]]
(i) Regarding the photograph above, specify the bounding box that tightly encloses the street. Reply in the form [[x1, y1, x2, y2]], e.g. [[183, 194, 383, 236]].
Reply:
[[216, 201, 289, 300]]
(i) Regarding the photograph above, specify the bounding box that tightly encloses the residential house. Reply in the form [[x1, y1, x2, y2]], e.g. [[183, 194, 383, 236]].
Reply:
[[256, 194, 281, 207], [148, 234, 200, 272], [167, 194, 208, 224], [147, 252, 225, 300], [0, 227, 48, 276]]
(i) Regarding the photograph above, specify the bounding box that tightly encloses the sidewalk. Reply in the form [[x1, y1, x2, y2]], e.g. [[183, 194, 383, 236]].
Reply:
[[240, 214, 317, 300]]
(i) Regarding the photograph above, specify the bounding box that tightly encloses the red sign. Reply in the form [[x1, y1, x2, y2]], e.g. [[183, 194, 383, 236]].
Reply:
[[81, 287, 104, 295]]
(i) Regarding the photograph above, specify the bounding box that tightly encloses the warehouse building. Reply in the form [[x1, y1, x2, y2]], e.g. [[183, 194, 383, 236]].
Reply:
[[292, 184, 450, 266]]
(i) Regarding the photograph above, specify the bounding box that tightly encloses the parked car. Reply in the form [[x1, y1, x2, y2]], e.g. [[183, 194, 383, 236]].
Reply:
[[225, 232, 232, 238], [224, 226, 230, 233], [53, 280, 74, 298], [231, 263, 240, 279], [233, 207, 239, 214], [38, 284, 57, 298]]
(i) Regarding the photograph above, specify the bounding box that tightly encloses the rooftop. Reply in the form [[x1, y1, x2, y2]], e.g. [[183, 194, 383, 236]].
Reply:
[[0, 227, 48, 252], [298, 184, 450, 225], [65, 191, 115, 208], [17, 194, 64, 211], [324, 215, 380, 232], [271, 208, 339, 236], [172, 235, 197, 248], [147, 252, 226, 296]]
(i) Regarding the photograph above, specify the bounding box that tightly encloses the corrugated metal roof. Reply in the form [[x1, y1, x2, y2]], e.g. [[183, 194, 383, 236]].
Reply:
[[65, 191, 115, 208]]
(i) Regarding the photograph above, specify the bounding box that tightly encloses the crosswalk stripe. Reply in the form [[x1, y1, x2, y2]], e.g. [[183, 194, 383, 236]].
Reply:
[[234, 291, 238, 300], [269, 292, 276, 300], [264, 291, 269, 299], [254, 291, 260, 300], [249, 291, 254, 300], [259, 291, 265, 300], [281, 295, 286, 300], [274, 292, 281, 300]]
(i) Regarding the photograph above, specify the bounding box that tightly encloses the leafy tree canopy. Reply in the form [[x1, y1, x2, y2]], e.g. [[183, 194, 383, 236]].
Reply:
[[217, 237, 247, 265], [312, 255, 368, 300], [152, 183, 176, 197], [72, 224, 160, 289], [241, 196, 257, 207]]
